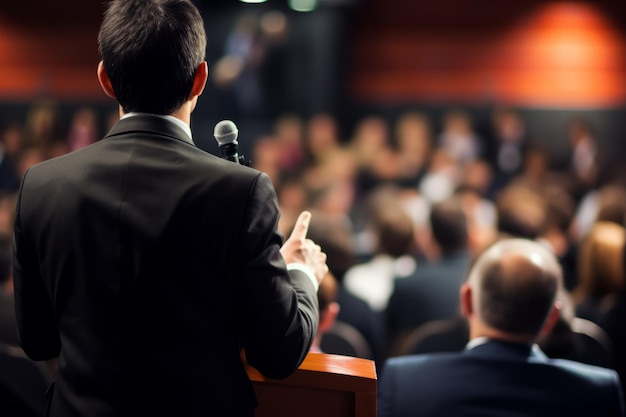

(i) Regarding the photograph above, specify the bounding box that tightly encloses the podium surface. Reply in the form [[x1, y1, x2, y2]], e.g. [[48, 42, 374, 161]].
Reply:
[[245, 352, 377, 417]]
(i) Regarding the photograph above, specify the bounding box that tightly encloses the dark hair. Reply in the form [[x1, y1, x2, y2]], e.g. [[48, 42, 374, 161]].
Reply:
[[429, 197, 468, 254], [98, 0, 207, 114], [495, 184, 547, 239], [317, 273, 338, 315], [478, 254, 558, 335], [305, 214, 356, 282], [370, 208, 414, 258]]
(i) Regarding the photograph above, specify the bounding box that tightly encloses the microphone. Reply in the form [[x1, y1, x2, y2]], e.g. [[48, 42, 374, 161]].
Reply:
[[213, 120, 249, 165]]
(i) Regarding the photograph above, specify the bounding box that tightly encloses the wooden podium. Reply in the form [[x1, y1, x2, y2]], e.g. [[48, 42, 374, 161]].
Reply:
[[245, 352, 377, 417]]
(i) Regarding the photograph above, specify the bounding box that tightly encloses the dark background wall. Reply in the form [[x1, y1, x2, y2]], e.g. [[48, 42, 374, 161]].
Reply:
[[0, 0, 625, 159]]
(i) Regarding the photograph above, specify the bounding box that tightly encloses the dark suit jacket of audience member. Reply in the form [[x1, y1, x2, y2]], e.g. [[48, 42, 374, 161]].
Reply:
[[0, 290, 18, 346], [385, 253, 470, 350], [0, 155, 20, 193], [336, 285, 384, 363], [13, 115, 319, 417], [601, 291, 626, 403], [378, 340, 625, 417]]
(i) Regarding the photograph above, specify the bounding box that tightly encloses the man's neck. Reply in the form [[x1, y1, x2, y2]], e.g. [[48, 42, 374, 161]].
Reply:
[[469, 319, 536, 346]]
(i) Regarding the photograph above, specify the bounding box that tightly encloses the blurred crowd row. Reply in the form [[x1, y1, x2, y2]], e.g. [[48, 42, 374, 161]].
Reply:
[[1, 99, 625, 367]]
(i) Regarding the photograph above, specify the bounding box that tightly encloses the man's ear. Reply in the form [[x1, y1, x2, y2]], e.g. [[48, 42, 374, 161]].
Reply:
[[189, 61, 208, 99], [97, 61, 116, 99], [539, 302, 562, 337], [460, 283, 473, 318]]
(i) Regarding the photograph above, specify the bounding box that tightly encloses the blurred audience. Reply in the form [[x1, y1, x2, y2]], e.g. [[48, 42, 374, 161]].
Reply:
[[344, 187, 417, 312], [385, 196, 471, 356], [305, 212, 384, 362], [438, 109, 482, 166], [3, 100, 626, 391], [483, 108, 529, 194]]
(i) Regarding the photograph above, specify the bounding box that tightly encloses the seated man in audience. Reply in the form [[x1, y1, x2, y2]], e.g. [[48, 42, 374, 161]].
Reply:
[[385, 196, 471, 355], [378, 238, 624, 417]]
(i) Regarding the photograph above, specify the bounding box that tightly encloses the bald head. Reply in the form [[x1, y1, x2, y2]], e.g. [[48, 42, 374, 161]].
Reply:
[[466, 239, 562, 338]]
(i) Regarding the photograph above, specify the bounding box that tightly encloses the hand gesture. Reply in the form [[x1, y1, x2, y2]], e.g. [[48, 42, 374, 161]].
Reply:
[[280, 211, 328, 285]]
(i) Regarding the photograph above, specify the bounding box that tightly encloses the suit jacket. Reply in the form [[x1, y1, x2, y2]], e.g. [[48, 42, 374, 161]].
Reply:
[[0, 344, 51, 417], [0, 290, 19, 346], [13, 115, 319, 417], [378, 340, 625, 417], [385, 253, 470, 351]]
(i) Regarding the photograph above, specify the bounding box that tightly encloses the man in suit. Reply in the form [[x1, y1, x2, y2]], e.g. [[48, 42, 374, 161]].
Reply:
[[0, 231, 18, 347], [12, 1, 327, 416], [378, 238, 625, 417], [385, 196, 470, 355]]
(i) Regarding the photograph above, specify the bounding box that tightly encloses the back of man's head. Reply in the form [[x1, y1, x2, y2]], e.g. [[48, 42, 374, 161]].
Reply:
[[467, 239, 562, 337], [429, 197, 468, 255], [373, 208, 415, 258], [495, 184, 547, 239], [98, 0, 207, 115]]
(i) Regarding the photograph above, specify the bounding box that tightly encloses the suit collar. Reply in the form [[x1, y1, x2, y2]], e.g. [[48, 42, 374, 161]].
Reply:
[[105, 114, 194, 146], [464, 339, 547, 361]]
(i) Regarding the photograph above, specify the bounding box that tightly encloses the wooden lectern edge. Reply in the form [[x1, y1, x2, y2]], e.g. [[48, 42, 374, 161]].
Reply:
[[298, 352, 377, 378], [245, 351, 377, 392]]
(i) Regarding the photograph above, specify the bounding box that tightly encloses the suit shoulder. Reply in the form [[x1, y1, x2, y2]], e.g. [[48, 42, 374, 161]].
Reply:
[[384, 352, 458, 370], [548, 357, 621, 383]]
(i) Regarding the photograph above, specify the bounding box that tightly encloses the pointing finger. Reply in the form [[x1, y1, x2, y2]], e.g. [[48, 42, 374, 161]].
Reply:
[[288, 211, 311, 243]]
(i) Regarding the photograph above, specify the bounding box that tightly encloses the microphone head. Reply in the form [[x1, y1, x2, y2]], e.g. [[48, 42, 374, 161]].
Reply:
[[213, 120, 239, 146]]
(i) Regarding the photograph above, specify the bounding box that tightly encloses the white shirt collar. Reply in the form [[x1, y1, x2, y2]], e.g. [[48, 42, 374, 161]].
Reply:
[[465, 337, 491, 350], [122, 112, 193, 143]]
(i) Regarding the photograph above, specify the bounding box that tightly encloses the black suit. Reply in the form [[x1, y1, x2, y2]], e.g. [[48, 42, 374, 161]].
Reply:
[[378, 340, 625, 417], [13, 115, 319, 417], [385, 253, 470, 352]]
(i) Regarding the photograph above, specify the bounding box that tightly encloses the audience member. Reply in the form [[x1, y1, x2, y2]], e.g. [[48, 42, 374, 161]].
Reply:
[[392, 111, 432, 189], [344, 191, 416, 312], [251, 134, 282, 186], [0, 192, 17, 235], [385, 196, 471, 356], [599, 222, 626, 403], [348, 115, 393, 197], [273, 114, 305, 175], [494, 183, 548, 240], [0, 122, 22, 193], [454, 159, 498, 255], [418, 149, 458, 204], [572, 221, 625, 324], [571, 184, 626, 243], [559, 117, 601, 200], [310, 272, 340, 353], [306, 212, 384, 362], [12, 2, 327, 416], [538, 288, 615, 369], [539, 183, 578, 290], [437, 109, 482, 166], [453, 184, 497, 257], [67, 107, 99, 152], [378, 238, 624, 417], [483, 108, 529, 193], [303, 112, 343, 166]]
